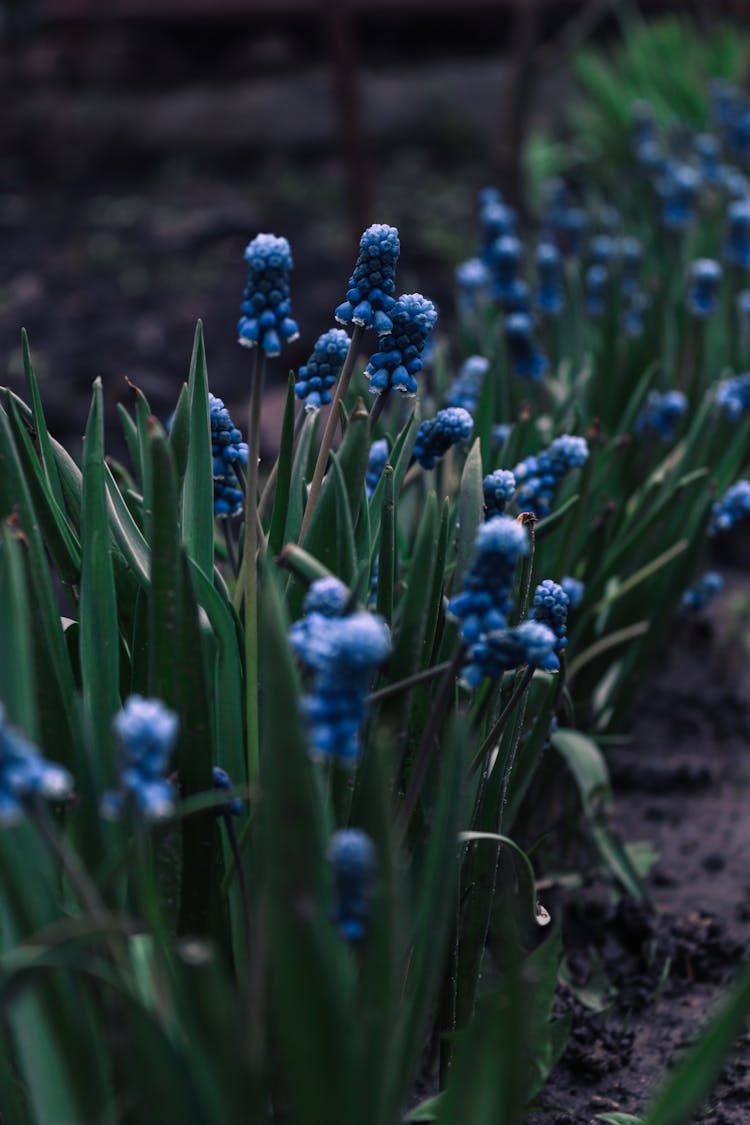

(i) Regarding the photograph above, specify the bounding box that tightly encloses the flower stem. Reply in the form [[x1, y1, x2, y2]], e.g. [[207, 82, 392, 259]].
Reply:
[[367, 660, 452, 704], [299, 324, 364, 543], [244, 350, 265, 795], [368, 388, 390, 433]]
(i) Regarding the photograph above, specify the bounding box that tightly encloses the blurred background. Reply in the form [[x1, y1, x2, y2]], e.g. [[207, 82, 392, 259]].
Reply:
[[1, 0, 747, 455]]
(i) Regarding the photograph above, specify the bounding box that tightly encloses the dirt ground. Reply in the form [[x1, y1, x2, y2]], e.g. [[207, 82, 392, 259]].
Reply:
[[4, 17, 750, 1124]]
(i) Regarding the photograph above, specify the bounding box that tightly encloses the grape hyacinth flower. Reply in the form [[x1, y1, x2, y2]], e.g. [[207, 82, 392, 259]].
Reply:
[[619, 236, 643, 295], [589, 235, 616, 267], [335, 223, 400, 335], [738, 291, 750, 348], [412, 407, 474, 470], [513, 434, 589, 519], [294, 328, 350, 412], [535, 242, 565, 316], [659, 165, 699, 232], [479, 199, 518, 262], [635, 390, 687, 441], [680, 571, 724, 614], [716, 371, 750, 420], [561, 575, 585, 609], [620, 289, 649, 338], [584, 264, 609, 318], [695, 133, 722, 187], [686, 259, 722, 319], [328, 828, 377, 943], [505, 312, 548, 381], [365, 293, 437, 397], [209, 393, 248, 518], [101, 696, 179, 822], [724, 200, 750, 269], [366, 438, 389, 500], [631, 99, 658, 159], [483, 469, 517, 519], [487, 235, 524, 308], [542, 179, 587, 257], [472, 620, 558, 683], [0, 704, 72, 826], [721, 165, 750, 201], [492, 423, 512, 449], [238, 233, 299, 357], [212, 766, 243, 818], [447, 515, 530, 689], [289, 584, 391, 767], [530, 579, 570, 669], [708, 480, 750, 536], [455, 257, 490, 311], [445, 355, 489, 414]]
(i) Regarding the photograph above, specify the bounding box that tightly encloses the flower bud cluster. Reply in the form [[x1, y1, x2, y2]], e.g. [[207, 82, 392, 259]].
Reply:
[[365, 293, 438, 397], [0, 705, 72, 826], [327, 828, 377, 943], [529, 579, 570, 671], [238, 233, 299, 357], [715, 372, 750, 420], [680, 571, 724, 614], [482, 469, 517, 519], [445, 355, 489, 414], [412, 407, 474, 470], [535, 242, 565, 316], [686, 259, 722, 318], [513, 434, 589, 518], [504, 312, 548, 381], [366, 438, 389, 500], [335, 224, 400, 334], [708, 479, 750, 536], [101, 696, 179, 822], [289, 579, 391, 767], [294, 328, 350, 412], [210, 393, 248, 518], [635, 390, 687, 442]]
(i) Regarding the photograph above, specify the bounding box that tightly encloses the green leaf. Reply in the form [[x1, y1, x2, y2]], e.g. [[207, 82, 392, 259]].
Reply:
[[376, 465, 395, 624], [598, 1115, 644, 1125], [284, 411, 318, 546], [268, 373, 297, 557], [147, 424, 182, 709], [388, 491, 439, 686], [168, 381, 192, 495], [181, 320, 214, 579], [453, 437, 483, 592], [21, 329, 66, 512], [404, 1093, 444, 1122], [0, 520, 37, 738]]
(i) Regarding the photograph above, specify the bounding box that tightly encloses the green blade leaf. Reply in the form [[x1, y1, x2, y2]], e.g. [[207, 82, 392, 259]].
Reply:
[[181, 321, 214, 579]]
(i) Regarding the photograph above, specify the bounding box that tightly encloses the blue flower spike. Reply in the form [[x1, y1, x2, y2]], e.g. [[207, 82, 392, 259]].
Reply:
[[289, 582, 391, 767], [445, 355, 489, 414], [366, 438, 389, 500], [680, 571, 724, 614], [209, 393, 249, 518], [212, 766, 243, 818], [619, 236, 643, 295], [238, 233, 299, 357], [716, 372, 750, 420], [478, 620, 558, 681], [530, 579, 570, 670], [584, 264, 609, 318], [659, 165, 699, 232], [589, 235, 615, 267], [101, 696, 179, 822], [482, 469, 517, 519], [724, 200, 750, 270], [635, 390, 687, 441], [335, 224, 401, 335], [328, 828, 377, 943], [708, 480, 750, 536], [535, 242, 565, 317], [513, 434, 589, 518], [412, 407, 474, 470], [294, 328, 351, 413], [365, 292, 438, 397], [505, 312, 549, 382], [561, 575, 585, 609], [487, 235, 525, 309], [686, 259, 722, 319], [0, 704, 73, 826], [456, 257, 490, 312], [695, 133, 722, 187]]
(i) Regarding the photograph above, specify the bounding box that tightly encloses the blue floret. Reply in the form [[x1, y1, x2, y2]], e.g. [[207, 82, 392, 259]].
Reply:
[[412, 407, 474, 470], [295, 328, 351, 412]]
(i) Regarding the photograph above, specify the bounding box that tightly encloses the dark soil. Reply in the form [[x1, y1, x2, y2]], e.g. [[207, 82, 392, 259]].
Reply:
[[528, 573, 750, 1124]]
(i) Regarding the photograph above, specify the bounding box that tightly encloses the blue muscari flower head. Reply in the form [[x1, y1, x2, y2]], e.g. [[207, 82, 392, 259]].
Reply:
[[448, 516, 530, 688], [303, 576, 350, 618], [478, 185, 503, 209], [365, 293, 437, 397], [710, 79, 739, 130], [619, 236, 643, 295], [708, 479, 750, 536], [456, 257, 490, 311], [631, 99, 657, 156], [289, 606, 391, 767], [366, 438, 389, 500], [530, 579, 569, 654], [209, 392, 249, 518], [295, 328, 350, 412], [659, 165, 699, 232], [598, 204, 621, 233], [505, 312, 548, 381], [720, 164, 749, 201], [412, 407, 474, 470], [589, 235, 616, 267], [695, 133, 722, 186], [686, 259, 722, 318], [0, 704, 73, 826], [727, 105, 750, 162], [479, 201, 518, 263], [513, 434, 589, 519], [716, 372, 750, 420], [445, 355, 489, 414], [492, 423, 512, 449], [238, 233, 299, 357], [483, 469, 517, 519], [335, 224, 400, 335], [328, 828, 377, 943], [541, 179, 587, 257], [724, 200, 750, 269], [466, 620, 558, 687], [101, 696, 179, 822], [535, 242, 564, 317], [561, 575, 585, 609], [487, 235, 524, 308], [212, 766, 243, 817], [680, 571, 724, 614], [620, 288, 650, 338], [635, 390, 687, 441], [584, 264, 609, 318]]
